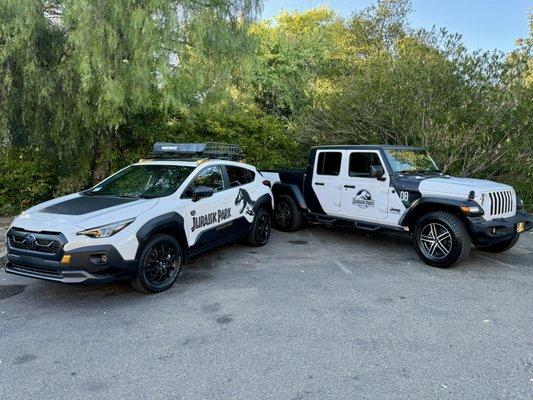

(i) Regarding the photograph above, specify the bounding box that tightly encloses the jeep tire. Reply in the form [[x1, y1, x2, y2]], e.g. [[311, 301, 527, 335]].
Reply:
[[475, 234, 519, 253], [273, 195, 303, 232], [413, 211, 471, 268], [246, 208, 272, 246], [131, 234, 183, 293]]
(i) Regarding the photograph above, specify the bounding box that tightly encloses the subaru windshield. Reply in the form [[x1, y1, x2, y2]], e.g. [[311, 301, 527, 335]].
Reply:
[[85, 165, 195, 198], [384, 149, 441, 174]]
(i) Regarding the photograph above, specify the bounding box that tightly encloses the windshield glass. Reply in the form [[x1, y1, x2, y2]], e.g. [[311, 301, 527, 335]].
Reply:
[[384, 149, 440, 174], [87, 165, 194, 198]]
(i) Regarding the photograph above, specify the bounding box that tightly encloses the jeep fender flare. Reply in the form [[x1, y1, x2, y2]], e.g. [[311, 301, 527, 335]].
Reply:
[[399, 197, 482, 228], [271, 183, 307, 210]]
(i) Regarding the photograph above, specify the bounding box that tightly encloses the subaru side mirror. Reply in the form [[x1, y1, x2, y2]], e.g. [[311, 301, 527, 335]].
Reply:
[[370, 165, 386, 181], [193, 186, 214, 201]]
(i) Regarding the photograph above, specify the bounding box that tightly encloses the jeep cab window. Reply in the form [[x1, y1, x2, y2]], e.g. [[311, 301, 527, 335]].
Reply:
[[349, 152, 383, 177], [316, 151, 342, 176], [89, 164, 194, 198]]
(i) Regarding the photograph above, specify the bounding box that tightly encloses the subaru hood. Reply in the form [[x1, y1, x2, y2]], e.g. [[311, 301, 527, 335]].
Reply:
[[13, 193, 159, 231]]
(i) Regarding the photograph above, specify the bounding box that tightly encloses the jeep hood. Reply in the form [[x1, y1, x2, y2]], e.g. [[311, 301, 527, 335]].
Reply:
[[419, 176, 513, 200], [13, 193, 159, 231]]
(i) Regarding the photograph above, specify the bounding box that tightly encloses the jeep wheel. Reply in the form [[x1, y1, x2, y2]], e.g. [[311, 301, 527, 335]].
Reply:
[[246, 208, 271, 247], [476, 234, 519, 253], [274, 195, 303, 232], [413, 211, 471, 268], [131, 234, 182, 293]]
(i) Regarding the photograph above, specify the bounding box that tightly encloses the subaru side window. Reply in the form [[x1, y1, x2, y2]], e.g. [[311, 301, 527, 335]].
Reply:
[[316, 152, 342, 176], [226, 166, 255, 187], [349, 152, 382, 177], [182, 165, 225, 198]]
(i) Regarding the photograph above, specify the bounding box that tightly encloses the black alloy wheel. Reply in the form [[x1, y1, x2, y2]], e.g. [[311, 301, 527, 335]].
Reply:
[[131, 234, 182, 293], [275, 200, 292, 228], [247, 208, 272, 246], [273, 195, 303, 232]]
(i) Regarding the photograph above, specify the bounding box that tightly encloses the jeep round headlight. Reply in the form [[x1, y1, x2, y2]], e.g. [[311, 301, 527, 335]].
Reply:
[[77, 219, 135, 238]]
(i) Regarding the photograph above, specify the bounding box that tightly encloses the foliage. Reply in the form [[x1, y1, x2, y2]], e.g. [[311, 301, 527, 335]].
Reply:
[[0, 149, 57, 216], [0, 0, 532, 215]]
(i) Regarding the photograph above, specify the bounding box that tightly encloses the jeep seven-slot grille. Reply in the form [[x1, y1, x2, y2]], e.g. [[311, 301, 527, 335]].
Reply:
[[488, 190, 514, 217], [7, 232, 61, 254]]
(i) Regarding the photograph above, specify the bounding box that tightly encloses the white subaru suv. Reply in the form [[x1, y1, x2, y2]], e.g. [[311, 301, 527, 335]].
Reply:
[[5, 143, 273, 292]]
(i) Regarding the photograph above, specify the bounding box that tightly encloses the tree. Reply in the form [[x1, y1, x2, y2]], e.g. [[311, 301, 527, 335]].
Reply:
[[1, 0, 261, 187]]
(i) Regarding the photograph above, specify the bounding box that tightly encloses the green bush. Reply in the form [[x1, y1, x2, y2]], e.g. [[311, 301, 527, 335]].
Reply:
[[0, 150, 57, 216]]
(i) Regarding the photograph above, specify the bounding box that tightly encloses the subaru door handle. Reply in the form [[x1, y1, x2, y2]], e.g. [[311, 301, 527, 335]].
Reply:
[[344, 185, 355, 189], [314, 182, 324, 186]]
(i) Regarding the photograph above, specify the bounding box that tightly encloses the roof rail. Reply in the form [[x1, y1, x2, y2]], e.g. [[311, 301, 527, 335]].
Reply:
[[149, 142, 244, 161]]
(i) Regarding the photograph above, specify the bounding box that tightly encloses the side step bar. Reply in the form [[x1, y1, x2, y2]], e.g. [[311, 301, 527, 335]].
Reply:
[[354, 223, 381, 231]]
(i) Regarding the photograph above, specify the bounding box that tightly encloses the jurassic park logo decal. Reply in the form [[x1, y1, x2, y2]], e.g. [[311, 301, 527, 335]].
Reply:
[[353, 189, 375, 208]]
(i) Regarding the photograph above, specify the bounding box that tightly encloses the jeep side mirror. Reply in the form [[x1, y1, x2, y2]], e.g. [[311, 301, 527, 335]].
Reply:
[[193, 186, 214, 201], [370, 165, 386, 181]]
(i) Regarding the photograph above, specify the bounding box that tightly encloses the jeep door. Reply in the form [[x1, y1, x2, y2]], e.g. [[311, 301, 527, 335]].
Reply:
[[182, 165, 232, 249], [340, 151, 389, 222], [311, 150, 343, 214]]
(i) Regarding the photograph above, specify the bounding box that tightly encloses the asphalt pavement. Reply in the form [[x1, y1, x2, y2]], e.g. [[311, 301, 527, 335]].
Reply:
[[0, 223, 532, 400]]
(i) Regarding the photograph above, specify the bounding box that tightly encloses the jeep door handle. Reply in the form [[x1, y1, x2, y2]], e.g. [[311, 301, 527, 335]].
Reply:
[[344, 185, 355, 189], [314, 182, 324, 186], [224, 198, 230, 204]]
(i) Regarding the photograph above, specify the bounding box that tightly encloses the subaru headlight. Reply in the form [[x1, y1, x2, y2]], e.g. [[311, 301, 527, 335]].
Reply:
[[77, 218, 135, 238]]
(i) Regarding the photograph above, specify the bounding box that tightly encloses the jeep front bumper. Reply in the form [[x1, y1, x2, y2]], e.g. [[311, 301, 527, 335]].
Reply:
[[467, 210, 532, 247]]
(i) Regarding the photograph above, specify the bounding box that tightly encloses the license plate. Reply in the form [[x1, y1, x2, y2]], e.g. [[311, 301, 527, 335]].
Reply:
[[516, 222, 525, 233]]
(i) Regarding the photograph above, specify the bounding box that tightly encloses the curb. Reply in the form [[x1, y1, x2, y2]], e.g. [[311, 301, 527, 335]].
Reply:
[[0, 251, 6, 269]]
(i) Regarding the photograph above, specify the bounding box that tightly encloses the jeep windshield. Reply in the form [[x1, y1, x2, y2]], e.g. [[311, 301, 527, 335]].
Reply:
[[384, 149, 441, 174], [85, 165, 195, 198]]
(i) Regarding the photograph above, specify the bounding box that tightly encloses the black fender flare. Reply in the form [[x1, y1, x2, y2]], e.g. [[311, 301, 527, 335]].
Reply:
[[399, 197, 482, 227], [254, 193, 274, 213], [135, 212, 187, 259], [271, 183, 307, 210]]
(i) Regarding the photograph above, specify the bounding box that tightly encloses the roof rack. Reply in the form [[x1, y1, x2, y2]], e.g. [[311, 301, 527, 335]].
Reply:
[[150, 142, 244, 162]]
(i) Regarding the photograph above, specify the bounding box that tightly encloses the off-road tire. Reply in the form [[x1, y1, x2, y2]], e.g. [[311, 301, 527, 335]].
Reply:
[[476, 234, 519, 253], [131, 234, 182, 293], [413, 211, 471, 268], [246, 208, 272, 247], [273, 195, 303, 232]]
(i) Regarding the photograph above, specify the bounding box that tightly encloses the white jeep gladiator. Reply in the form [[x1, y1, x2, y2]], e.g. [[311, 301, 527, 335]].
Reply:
[[263, 145, 531, 268]]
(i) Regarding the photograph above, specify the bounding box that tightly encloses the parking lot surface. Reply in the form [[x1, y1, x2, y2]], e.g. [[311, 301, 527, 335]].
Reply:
[[0, 223, 532, 400]]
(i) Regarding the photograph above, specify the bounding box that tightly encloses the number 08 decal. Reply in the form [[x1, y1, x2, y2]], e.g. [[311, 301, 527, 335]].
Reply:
[[399, 191, 409, 202]]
